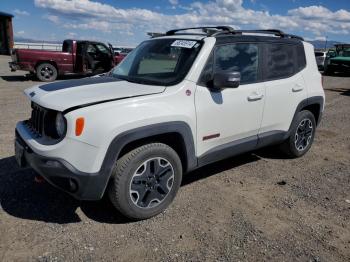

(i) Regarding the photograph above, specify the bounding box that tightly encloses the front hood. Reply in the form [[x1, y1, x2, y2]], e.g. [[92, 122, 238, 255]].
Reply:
[[24, 76, 165, 112]]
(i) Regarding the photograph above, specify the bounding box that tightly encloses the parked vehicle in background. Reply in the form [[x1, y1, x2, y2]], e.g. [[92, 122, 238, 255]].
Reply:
[[113, 47, 133, 65], [114, 52, 126, 65], [315, 51, 326, 70], [324, 44, 350, 75], [9, 40, 115, 82], [15, 27, 324, 220]]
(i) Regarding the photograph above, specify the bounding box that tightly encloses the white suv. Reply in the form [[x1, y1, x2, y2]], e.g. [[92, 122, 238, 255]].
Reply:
[[15, 27, 325, 220]]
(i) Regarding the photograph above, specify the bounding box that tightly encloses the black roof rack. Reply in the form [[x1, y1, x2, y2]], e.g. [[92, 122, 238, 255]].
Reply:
[[234, 29, 304, 41], [153, 26, 304, 41], [166, 26, 235, 36], [147, 32, 166, 38]]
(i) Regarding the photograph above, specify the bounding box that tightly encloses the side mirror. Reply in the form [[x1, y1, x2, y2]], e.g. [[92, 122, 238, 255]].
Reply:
[[213, 71, 241, 89]]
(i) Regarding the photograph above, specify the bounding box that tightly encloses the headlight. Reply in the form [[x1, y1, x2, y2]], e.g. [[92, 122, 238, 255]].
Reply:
[[55, 112, 66, 138]]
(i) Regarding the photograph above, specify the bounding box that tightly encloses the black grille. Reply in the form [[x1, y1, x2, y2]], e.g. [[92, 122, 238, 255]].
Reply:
[[27, 103, 47, 137]]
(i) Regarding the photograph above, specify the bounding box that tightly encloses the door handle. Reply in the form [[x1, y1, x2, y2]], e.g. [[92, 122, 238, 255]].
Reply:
[[292, 84, 304, 92], [247, 93, 264, 102]]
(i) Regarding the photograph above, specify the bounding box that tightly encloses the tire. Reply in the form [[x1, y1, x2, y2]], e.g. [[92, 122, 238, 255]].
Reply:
[[280, 110, 316, 158], [108, 143, 183, 220], [323, 66, 333, 76], [36, 63, 58, 82]]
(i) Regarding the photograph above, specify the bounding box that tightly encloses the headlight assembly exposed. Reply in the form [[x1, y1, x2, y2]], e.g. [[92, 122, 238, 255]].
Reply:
[[55, 112, 66, 138]]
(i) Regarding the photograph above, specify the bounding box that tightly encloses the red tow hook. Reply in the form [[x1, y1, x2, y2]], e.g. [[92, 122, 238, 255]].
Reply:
[[34, 175, 45, 183]]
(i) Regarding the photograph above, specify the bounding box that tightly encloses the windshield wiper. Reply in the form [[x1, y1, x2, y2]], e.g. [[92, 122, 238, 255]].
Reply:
[[113, 75, 163, 85]]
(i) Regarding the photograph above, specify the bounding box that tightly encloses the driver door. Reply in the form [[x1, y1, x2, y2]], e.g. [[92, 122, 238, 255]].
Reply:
[[195, 42, 265, 163]]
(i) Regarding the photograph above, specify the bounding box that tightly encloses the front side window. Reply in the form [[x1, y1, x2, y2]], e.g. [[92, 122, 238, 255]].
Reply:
[[214, 43, 259, 84], [112, 39, 202, 86]]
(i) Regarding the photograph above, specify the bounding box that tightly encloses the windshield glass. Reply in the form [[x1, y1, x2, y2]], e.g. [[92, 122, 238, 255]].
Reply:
[[111, 39, 202, 86]]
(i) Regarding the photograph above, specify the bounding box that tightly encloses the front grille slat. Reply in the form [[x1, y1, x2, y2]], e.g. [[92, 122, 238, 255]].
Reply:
[[28, 103, 47, 137]]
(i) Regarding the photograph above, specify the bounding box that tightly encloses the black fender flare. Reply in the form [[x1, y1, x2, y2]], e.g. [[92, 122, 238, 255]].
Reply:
[[96, 121, 197, 197], [285, 96, 324, 139]]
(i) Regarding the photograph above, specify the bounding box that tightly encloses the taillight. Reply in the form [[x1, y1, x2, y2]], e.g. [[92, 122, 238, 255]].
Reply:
[[11, 49, 17, 62]]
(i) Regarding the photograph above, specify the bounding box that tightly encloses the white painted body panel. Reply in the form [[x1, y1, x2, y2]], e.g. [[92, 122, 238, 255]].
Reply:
[[302, 42, 325, 107], [195, 82, 265, 156], [24, 80, 166, 112], [260, 73, 307, 133], [65, 81, 197, 172]]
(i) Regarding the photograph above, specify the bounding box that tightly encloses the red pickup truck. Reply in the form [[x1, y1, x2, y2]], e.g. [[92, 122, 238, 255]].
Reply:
[[9, 40, 117, 82]]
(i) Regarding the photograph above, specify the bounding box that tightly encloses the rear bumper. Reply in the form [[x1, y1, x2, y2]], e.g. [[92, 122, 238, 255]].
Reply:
[[15, 130, 108, 200], [9, 62, 20, 71], [9, 62, 34, 72]]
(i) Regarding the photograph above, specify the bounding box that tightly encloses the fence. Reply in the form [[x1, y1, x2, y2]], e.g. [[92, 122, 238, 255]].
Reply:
[[13, 42, 62, 51], [13, 42, 136, 51]]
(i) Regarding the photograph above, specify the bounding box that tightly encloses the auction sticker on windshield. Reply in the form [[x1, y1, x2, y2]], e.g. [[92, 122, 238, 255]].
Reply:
[[171, 40, 197, 48]]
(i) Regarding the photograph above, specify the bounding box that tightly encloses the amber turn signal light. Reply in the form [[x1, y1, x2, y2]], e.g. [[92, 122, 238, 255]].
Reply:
[[75, 117, 85, 136]]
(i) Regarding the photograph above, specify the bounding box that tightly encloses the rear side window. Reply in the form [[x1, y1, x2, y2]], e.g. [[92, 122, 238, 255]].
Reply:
[[62, 41, 72, 53], [95, 44, 109, 54], [214, 43, 259, 84], [265, 43, 306, 81]]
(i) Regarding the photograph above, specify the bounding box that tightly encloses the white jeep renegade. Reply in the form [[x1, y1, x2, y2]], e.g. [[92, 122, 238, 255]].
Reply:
[[15, 27, 325, 220]]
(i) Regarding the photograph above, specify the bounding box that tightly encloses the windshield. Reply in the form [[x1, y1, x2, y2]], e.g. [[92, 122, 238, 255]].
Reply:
[[111, 39, 202, 86]]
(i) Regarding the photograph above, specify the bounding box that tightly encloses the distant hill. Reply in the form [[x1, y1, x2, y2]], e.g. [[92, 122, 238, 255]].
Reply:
[[308, 40, 342, 50]]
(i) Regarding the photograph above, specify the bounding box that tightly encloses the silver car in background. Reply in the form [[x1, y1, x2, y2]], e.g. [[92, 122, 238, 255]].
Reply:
[[315, 51, 327, 70]]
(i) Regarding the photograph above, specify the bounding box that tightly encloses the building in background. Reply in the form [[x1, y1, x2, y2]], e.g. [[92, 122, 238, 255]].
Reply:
[[0, 11, 14, 55]]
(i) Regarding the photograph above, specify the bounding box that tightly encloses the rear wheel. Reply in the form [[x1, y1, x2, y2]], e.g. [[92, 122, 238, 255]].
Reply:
[[108, 143, 182, 220], [36, 63, 58, 82], [280, 110, 316, 158]]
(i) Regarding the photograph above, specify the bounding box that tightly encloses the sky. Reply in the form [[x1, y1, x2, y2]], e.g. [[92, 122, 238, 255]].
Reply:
[[1, 0, 350, 46]]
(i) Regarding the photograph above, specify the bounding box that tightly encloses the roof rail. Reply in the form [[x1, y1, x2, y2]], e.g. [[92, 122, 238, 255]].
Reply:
[[147, 32, 166, 38], [165, 26, 235, 36], [150, 27, 304, 41], [233, 29, 304, 41]]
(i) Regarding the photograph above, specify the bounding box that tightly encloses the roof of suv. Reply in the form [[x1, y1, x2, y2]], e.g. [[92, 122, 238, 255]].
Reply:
[[150, 26, 305, 44]]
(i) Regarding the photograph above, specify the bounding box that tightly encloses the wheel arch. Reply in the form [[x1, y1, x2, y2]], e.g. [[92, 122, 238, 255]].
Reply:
[[289, 96, 324, 133], [96, 121, 197, 198], [35, 60, 59, 74]]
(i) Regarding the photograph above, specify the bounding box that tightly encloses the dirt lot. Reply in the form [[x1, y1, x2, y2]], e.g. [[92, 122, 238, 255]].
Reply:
[[0, 55, 349, 262]]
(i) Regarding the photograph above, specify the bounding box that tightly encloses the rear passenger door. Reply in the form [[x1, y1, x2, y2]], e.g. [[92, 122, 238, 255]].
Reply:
[[260, 43, 307, 134]]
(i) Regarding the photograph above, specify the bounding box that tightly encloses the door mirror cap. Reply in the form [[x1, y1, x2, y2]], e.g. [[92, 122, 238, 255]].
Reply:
[[213, 71, 241, 89]]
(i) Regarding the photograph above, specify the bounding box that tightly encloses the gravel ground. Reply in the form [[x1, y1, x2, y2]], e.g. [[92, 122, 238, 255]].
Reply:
[[0, 55, 349, 262]]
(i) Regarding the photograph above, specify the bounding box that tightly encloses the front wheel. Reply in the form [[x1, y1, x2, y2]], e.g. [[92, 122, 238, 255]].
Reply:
[[280, 110, 316, 158], [108, 143, 182, 220]]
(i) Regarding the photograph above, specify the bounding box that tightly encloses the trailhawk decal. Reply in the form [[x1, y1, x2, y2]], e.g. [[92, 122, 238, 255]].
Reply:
[[171, 40, 197, 49]]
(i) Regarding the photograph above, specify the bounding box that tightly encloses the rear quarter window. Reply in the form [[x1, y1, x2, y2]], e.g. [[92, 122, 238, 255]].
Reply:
[[265, 43, 306, 81]]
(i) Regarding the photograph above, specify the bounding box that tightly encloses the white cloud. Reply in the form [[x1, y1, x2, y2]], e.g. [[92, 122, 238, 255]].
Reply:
[[169, 0, 179, 5], [44, 14, 60, 24], [16, 30, 25, 35], [34, 0, 350, 44], [66, 32, 77, 38], [13, 9, 29, 16], [288, 6, 350, 22]]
